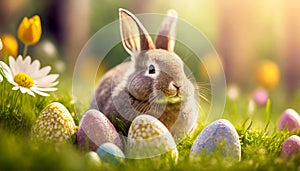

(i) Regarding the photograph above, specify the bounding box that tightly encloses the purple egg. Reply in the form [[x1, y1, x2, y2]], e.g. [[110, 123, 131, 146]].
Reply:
[[76, 109, 122, 151], [281, 135, 300, 159], [277, 109, 300, 132], [190, 119, 241, 160], [252, 88, 268, 106]]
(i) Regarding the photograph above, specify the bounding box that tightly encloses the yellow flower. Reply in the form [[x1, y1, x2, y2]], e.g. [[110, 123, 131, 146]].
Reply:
[[255, 60, 280, 90], [0, 38, 3, 51], [0, 34, 18, 57], [17, 15, 42, 45]]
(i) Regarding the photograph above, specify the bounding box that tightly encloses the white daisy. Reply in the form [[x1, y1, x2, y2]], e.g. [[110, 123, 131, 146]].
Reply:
[[0, 55, 59, 96]]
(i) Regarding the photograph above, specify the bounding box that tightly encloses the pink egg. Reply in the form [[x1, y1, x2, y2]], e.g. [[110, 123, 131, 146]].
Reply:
[[76, 109, 122, 151], [281, 135, 300, 159], [277, 109, 300, 132], [252, 88, 268, 107]]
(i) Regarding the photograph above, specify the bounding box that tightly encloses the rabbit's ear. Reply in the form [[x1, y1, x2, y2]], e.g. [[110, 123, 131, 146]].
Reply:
[[155, 9, 178, 52], [119, 8, 155, 55]]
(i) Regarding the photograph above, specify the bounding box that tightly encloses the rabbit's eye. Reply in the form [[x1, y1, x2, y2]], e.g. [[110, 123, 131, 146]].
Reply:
[[149, 65, 155, 74]]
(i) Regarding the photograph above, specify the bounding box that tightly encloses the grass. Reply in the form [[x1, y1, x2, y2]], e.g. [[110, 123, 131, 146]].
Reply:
[[0, 72, 300, 171]]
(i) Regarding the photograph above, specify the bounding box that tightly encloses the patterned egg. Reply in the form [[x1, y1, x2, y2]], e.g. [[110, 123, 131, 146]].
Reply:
[[281, 135, 300, 159], [31, 102, 77, 143], [277, 109, 300, 132], [190, 119, 241, 160], [96, 142, 125, 165], [126, 114, 178, 161], [76, 109, 122, 151]]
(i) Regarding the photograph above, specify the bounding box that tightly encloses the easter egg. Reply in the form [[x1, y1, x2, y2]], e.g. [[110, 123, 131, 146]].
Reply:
[[85, 151, 101, 166], [277, 109, 300, 132], [96, 142, 125, 165], [76, 109, 122, 151], [252, 88, 268, 107], [255, 60, 280, 90], [126, 114, 178, 161], [281, 135, 300, 159], [31, 102, 77, 143], [190, 119, 241, 160]]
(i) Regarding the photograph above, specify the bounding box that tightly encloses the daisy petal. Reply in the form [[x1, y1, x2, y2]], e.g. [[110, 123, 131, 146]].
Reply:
[[7, 79, 18, 86], [24, 56, 31, 66], [9, 56, 17, 76], [26, 89, 36, 97], [32, 66, 51, 79], [30, 60, 41, 75], [23, 88, 35, 97], [16, 55, 23, 72], [46, 81, 59, 87], [20, 87, 27, 94], [12, 86, 19, 91], [36, 81, 59, 88], [35, 74, 59, 85], [0, 61, 13, 79], [32, 87, 58, 92], [32, 88, 50, 96], [22, 56, 32, 74]]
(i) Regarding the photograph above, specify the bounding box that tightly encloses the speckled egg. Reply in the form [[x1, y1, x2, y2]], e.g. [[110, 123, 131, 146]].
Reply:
[[31, 102, 77, 143], [281, 135, 300, 159], [76, 109, 122, 151], [277, 109, 300, 132], [190, 119, 241, 160], [126, 114, 178, 160], [96, 142, 125, 165]]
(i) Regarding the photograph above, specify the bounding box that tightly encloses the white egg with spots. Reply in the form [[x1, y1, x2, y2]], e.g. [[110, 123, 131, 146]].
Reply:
[[190, 119, 241, 160], [31, 102, 77, 143], [126, 114, 178, 161]]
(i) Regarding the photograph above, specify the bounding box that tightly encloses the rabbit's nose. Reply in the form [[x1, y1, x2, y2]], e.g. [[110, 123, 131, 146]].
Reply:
[[172, 83, 180, 90], [169, 81, 181, 96]]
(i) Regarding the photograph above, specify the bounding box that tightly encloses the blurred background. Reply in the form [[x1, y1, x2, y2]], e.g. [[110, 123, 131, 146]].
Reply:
[[1, 0, 300, 99]]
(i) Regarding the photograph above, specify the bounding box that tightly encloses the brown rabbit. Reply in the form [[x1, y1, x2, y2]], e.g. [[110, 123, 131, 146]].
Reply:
[[90, 8, 199, 139]]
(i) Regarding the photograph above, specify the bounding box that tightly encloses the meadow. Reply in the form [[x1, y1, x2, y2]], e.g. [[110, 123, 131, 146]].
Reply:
[[1, 1, 300, 170], [0, 72, 299, 170]]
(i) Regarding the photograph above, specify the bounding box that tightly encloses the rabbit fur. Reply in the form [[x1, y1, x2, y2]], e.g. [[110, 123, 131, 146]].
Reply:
[[90, 8, 199, 139]]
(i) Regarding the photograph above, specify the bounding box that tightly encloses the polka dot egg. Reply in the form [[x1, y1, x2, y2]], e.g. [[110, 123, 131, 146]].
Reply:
[[126, 114, 178, 160], [31, 102, 77, 143], [190, 119, 241, 160]]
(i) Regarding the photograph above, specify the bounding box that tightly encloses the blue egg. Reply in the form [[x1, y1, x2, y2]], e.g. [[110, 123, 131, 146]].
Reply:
[[190, 119, 241, 160], [96, 143, 125, 165]]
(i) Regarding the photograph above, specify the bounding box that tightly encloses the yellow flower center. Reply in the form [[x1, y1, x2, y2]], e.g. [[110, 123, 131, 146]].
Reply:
[[14, 72, 34, 88]]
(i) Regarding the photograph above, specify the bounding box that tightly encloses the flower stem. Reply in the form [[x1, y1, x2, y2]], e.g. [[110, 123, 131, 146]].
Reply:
[[23, 44, 28, 57], [4, 54, 8, 63]]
